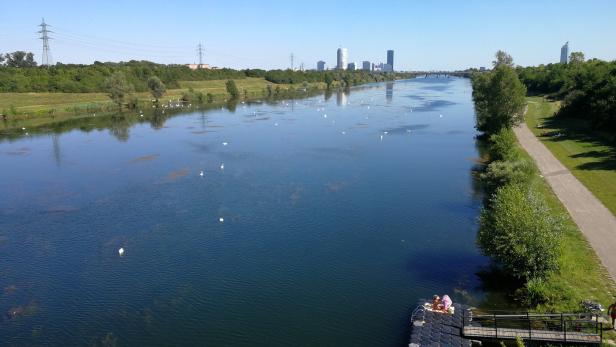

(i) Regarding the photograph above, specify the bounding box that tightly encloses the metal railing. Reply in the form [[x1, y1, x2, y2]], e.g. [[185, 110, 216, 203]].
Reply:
[[462, 310, 603, 344]]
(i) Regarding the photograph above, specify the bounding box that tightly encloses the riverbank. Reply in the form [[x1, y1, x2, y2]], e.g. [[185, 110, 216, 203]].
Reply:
[[0, 77, 327, 130], [524, 96, 616, 217]]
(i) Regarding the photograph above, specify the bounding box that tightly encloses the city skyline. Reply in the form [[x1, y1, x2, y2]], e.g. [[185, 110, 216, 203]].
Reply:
[[1, 0, 615, 70]]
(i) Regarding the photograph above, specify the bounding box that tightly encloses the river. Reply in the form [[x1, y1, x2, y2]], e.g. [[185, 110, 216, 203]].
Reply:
[[0, 78, 488, 346]]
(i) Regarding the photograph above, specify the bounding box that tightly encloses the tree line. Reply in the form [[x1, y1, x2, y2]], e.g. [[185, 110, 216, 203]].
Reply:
[[0, 51, 410, 93], [517, 54, 616, 131], [472, 51, 564, 306]]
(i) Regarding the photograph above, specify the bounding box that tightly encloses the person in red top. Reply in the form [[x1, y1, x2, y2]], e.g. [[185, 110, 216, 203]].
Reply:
[[608, 302, 616, 329]]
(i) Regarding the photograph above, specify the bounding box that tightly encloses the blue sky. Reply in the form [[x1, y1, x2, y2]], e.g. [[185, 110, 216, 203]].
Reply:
[[1, 0, 615, 70]]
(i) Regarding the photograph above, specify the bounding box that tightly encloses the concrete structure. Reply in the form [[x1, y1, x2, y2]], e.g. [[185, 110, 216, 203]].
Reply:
[[336, 47, 348, 70], [362, 61, 371, 71], [387, 50, 394, 71], [317, 60, 326, 71], [479, 66, 486, 71], [560, 42, 569, 64], [347, 62, 356, 71], [383, 63, 393, 72]]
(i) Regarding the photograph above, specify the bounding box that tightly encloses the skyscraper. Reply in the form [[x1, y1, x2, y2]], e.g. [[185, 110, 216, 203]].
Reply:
[[347, 62, 356, 71], [560, 42, 569, 64], [387, 50, 394, 71], [317, 61, 326, 71], [337, 48, 348, 70], [362, 61, 371, 71]]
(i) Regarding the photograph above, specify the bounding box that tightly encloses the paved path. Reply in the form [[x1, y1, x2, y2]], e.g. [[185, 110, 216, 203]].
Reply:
[[514, 123, 616, 281]]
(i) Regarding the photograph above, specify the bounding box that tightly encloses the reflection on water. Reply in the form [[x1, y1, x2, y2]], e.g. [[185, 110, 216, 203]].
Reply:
[[336, 89, 349, 106], [0, 78, 487, 347], [386, 82, 393, 102]]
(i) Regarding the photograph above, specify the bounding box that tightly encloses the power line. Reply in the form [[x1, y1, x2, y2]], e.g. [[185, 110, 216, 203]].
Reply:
[[197, 42, 204, 68], [38, 18, 52, 66]]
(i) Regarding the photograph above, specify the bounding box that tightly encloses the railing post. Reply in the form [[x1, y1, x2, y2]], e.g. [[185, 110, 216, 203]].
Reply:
[[564, 319, 567, 343], [494, 314, 498, 339], [600, 322, 603, 345], [528, 312, 532, 341]]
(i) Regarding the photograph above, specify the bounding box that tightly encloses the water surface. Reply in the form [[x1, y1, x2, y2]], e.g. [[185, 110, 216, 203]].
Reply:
[[0, 78, 487, 346]]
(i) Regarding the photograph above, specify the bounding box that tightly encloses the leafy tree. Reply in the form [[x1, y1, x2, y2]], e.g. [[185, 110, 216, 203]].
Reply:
[[569, 51, 585, 65], [5, 51, 37, 68], [225, 79, 240, 99], [492, 50, 514, 68], [0, 54, 5, 65], [473, 64, 527, 135], [147, 76, 166, 104], [104, 72, 134, 111], [478, 184, 563, 281]]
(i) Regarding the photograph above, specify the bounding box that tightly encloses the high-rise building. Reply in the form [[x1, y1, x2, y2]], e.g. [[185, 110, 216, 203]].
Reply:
[[560, 42, 569, 64], [362, 61, 371, 71], [317, 61, 326, 71], [347, 62, 356, 71], [387, 50, 394, 71], [337, 48, 348, 70]]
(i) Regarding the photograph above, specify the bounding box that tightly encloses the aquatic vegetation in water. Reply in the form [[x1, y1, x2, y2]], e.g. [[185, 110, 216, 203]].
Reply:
[[130, 154, 159, 163]]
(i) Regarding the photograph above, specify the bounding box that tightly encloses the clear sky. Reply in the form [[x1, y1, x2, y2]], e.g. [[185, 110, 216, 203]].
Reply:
[[1, 0, 615, 71]]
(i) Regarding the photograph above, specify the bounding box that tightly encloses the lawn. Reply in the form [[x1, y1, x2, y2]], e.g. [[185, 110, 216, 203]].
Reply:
[[0, 78, 276, 114], [0, 78, 323, 129], [525, 96, 616, 217]]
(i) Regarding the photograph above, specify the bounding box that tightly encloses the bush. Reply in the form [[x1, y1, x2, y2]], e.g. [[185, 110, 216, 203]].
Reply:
[[481, 159, 536, 196], [478, 184, 563, 281], [489, 128, 520, 162], [225, 80, 240, 99]]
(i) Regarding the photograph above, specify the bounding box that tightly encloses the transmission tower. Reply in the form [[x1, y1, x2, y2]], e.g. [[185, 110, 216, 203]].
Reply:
[[38, 18, 53, 66], [197, 42, 204, 68], [290, 53, 294, 70]]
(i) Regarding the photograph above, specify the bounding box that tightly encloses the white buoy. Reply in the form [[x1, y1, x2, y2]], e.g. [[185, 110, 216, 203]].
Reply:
[[341, 131, 346, 135], [21, 127, 26, 130], [380, 134, 384, 141], [274, 122, 279, 126], [439, 114, 443, 118], [219, 217, 224, 223], [199, 171, 204, 177], [323, 114, 327, 118], [222, 142, 228, 146], [220, 163, 224, 170], [118, 247, 125, 256], [384, 131, 389, 135]]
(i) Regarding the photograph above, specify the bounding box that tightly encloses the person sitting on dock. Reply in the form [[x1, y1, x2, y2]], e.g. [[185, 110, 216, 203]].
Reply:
[[431, 295, 442, 311], [441, 295, 452, 312]]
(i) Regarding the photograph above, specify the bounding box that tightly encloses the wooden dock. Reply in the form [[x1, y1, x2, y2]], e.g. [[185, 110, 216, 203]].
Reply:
[[463, 326, 601, 344]]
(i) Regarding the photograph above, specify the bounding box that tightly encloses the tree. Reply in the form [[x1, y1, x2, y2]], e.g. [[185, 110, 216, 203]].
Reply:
[[473, 63, 527, 135], [569, 51, 585, 64], [0, 54, 5, 65], [225, 79, 240, 99], [492, 50, 514, 68], [147, 76, 166, 104], [5, 51, 37, 68], [104, 72, 134, 111], [478, 184, 563, 281]]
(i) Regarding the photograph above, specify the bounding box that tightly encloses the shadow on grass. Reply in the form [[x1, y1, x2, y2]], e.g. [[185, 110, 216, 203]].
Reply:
[[537, 115, 616, 171]]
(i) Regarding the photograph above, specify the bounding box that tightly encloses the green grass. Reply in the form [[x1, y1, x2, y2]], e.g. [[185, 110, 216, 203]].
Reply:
[[525, 96, 616, 216], [0, 78, 325, 129]]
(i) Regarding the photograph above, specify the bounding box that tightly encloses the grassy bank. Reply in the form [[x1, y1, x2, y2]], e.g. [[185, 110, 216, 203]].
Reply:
[[525, 96, 616, 217], [518, 148, 615, 313], [0, 77, 326, 129]]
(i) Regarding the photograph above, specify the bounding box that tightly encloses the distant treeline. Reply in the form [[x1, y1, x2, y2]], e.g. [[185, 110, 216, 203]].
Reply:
[[0, 52, 409, 93], [516, 57, 616, 131]]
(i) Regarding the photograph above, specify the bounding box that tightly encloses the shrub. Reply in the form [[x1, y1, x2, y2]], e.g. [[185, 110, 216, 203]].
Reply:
[[478, 184, 563, 281], [481, 159, 536, 196], [489, 128, 520, 162], [225, 80, 240, 99]]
